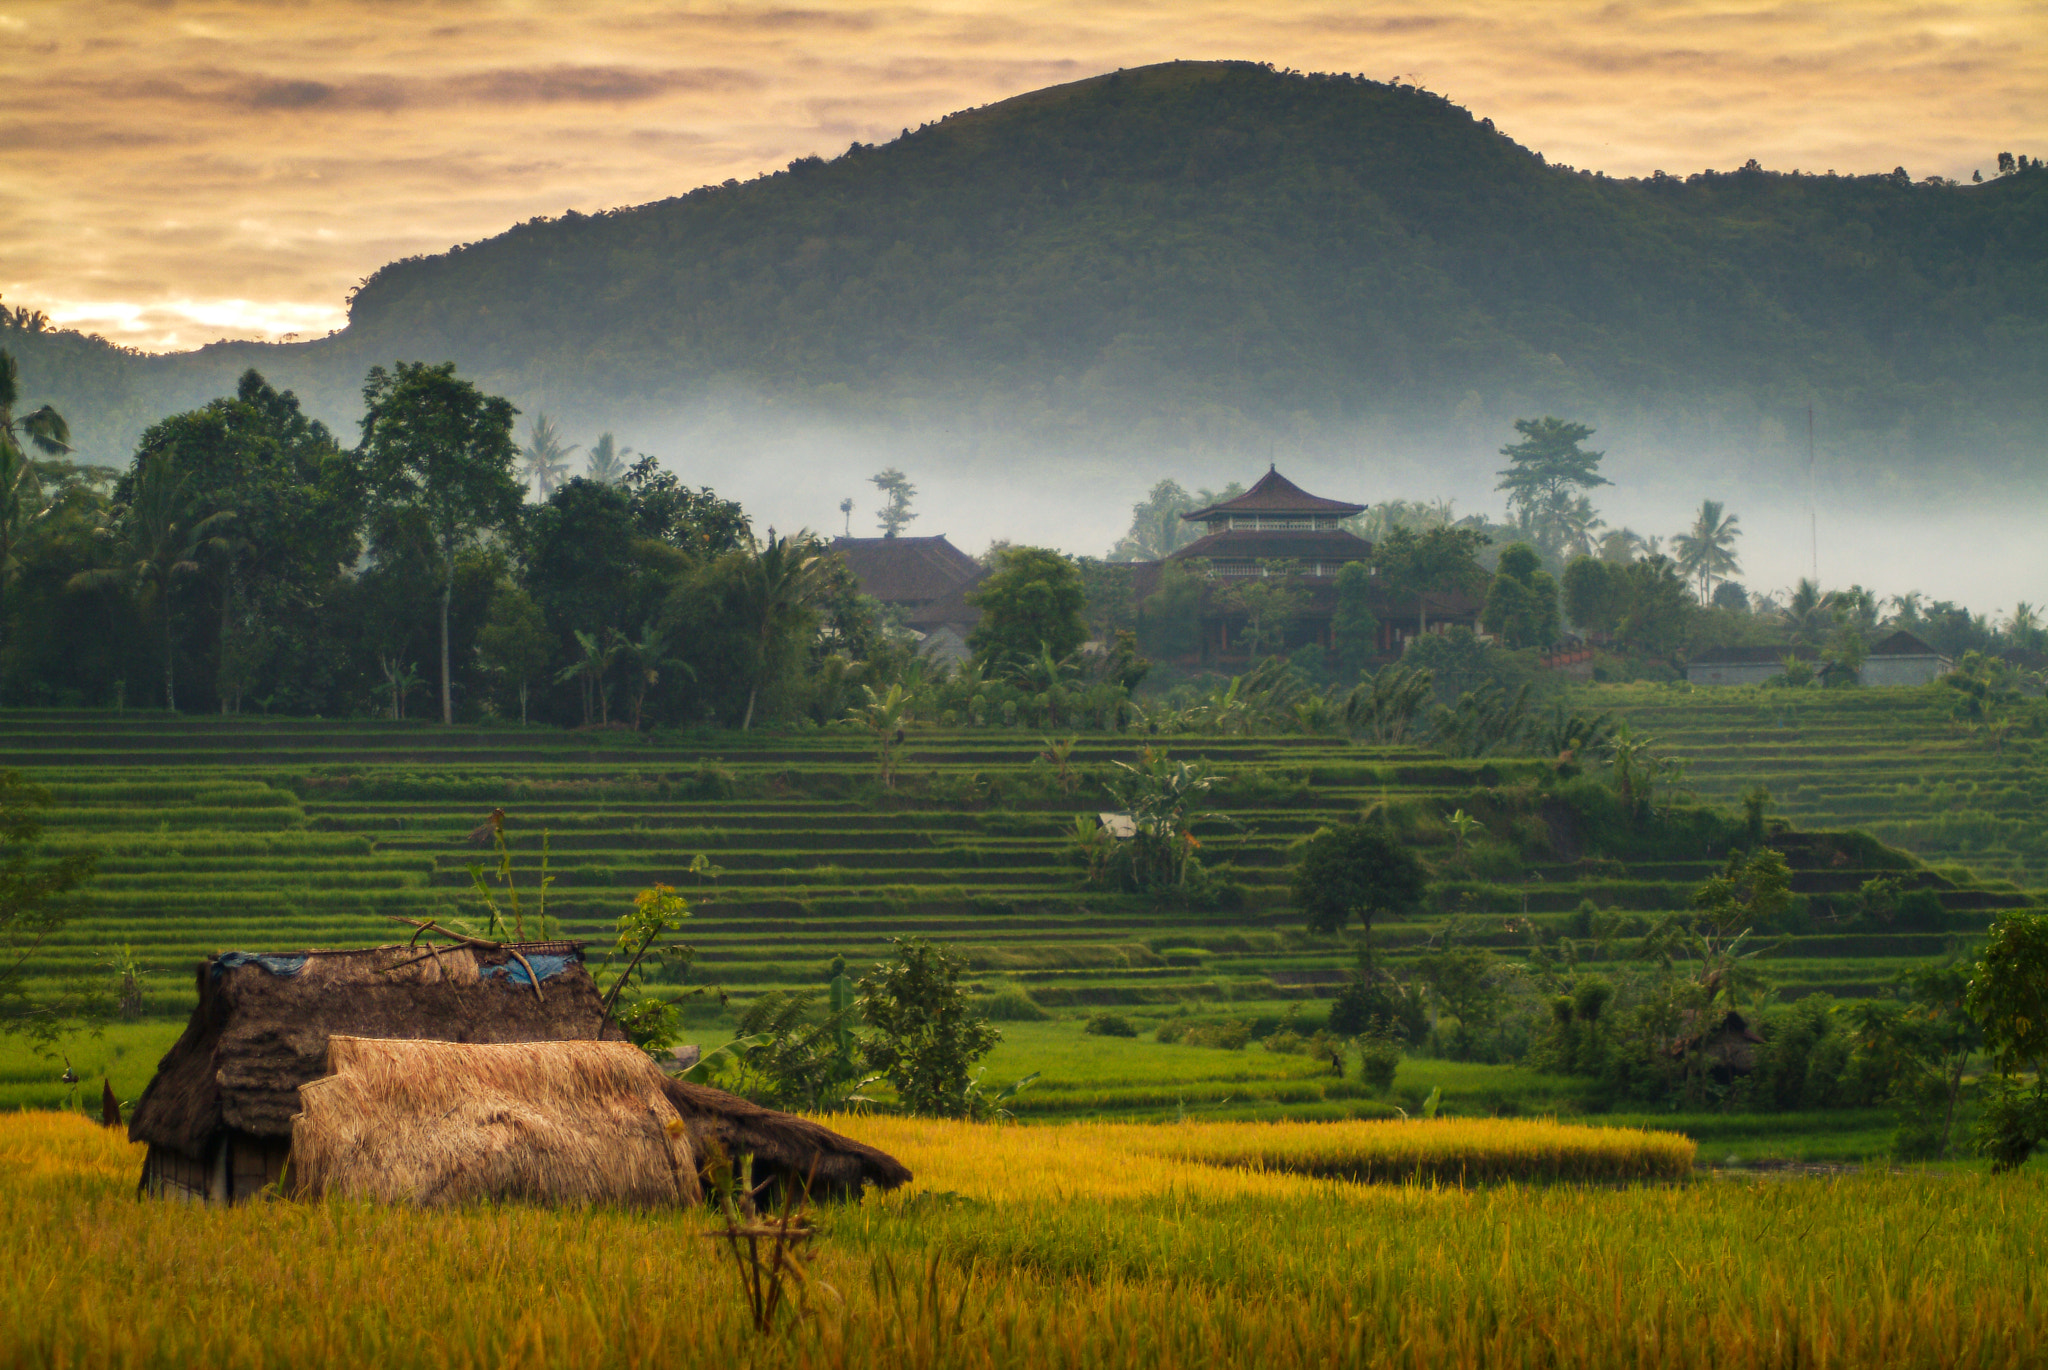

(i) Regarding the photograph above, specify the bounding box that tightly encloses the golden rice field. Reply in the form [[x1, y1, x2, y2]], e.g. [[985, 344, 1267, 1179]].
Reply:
[[5, 1111, 2046, 1368]]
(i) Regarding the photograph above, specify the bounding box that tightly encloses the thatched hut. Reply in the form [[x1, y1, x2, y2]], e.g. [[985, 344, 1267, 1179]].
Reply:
[[657, 1077, 912, 1198], [129, 942, 912, 1204], [131, 942, 613, 1201], [294, 1037, 701, 1206]]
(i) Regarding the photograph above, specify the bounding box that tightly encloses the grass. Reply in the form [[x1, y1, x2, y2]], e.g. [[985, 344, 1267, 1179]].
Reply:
[[5, 701, 2038, 1159], [5, 1111, 2047, 1367]]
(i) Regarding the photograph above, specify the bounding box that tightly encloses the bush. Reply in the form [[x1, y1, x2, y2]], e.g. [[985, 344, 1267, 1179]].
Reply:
[[1896, 889, 1947, 932], [977, 986, 1050, 1021], [1357, 1034, 1401, 1094], [1158, 1018, 1251, 1050], [1327, 974, 1430, 1044], [1083, 1012, 1140, 1037]]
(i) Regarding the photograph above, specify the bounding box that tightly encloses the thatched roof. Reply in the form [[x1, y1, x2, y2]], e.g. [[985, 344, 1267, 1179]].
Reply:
[[659, 1077, 913, 1198], [131, 942, 620, 1160], [292, 1037, 701, 1208]]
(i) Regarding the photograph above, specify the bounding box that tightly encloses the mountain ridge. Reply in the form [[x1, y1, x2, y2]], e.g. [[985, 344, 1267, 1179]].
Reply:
[[7, 59, 2045, 493]]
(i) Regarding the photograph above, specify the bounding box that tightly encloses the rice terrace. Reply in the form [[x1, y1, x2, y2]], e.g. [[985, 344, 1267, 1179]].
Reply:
[[4, 23, 2048, 1370]]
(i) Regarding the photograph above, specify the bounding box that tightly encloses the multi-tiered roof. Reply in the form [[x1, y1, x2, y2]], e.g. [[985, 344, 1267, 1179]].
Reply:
[[1171, 467, 1372, 575]]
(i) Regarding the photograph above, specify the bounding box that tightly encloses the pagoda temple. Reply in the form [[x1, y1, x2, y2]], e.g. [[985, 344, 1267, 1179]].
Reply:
[[1173, 467, 1371, 579], [1131, 466, 1480, 663]]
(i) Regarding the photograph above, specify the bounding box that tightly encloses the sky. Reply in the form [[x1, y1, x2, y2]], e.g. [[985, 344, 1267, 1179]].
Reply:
[[1, 0, 2043, 352]]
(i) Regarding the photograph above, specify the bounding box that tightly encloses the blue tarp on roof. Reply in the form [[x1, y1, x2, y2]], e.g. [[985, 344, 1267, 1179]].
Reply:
[[483, 954, 577, 986], [211, 952, 309, 980]]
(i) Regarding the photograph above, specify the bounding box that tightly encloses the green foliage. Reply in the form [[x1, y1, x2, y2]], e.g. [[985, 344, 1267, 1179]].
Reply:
[[858, 937, 1001, 1118], [1342, 663, 1433, 743], [1290, 823, 1427, 945], [0, 770, 100, 1046], [1108, 480, 1199, 562], [966, 546, 1088, 673], [1086, 748, 1227, 896], [1137, 559, 1205, 659], [1480, 542, 1561, 649], [1495, 418, 1608, 559], [1328, 971, 1428, 1044], [1356, 1033, 1401, 1093], [358, 361, 522, 725], [1966, 912, 2048, 1170], [870, 467, 916, 538], [1371, 526, 1490, 605], [1083, 1012, 1140, 1038], [727, 987, 875, 1112], [1331, 561, 1379, 676]]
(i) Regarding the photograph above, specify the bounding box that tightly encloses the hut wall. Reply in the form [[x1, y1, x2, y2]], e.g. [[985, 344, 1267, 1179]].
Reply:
[[140, 1133, 292, 1203]]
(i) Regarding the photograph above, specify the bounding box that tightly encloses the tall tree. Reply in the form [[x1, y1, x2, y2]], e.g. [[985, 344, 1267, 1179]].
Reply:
[[1331, 560, 1380, 675], [1109, 479, 1196, 561], [0, 350, 71, 679], [870, 468, 917, 538], [1670, 499, 1743, 602], [726, 530, 827, 731], [966, 546, 1089, 672], [519, 412, 577, 499], [1480, 542, 1561, 649], [584, 432, 632, 485], [66, 452, 233, 710], [128, 370, 361, 713], [1496, 417, 1609, 557], [358, 362, 522, 726]]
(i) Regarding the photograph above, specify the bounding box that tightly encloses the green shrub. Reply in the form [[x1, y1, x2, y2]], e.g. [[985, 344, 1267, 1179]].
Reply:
[[977, 986, 1050, 1021], [1083, 1012, 1140, 1037], [1357, 1034, 1401, 1094]]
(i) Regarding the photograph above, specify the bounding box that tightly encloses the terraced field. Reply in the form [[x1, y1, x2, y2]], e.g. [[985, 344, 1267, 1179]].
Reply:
[[6, 705, 2031, 1045], [1595, 685, 2048, 886]]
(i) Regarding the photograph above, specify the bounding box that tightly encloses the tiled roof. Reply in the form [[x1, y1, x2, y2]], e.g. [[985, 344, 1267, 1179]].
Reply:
[[1181, 467, 1366, 521], [828, 536, 982, 604], [1868, 630, 1945, 658], [1169, 528, 1374, 562]]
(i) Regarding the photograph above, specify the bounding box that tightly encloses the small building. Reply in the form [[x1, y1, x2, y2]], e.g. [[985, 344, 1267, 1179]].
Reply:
[[1130, 467, 1479, 663], [828, 534, 984, 663], [1685, 645, 1815, 687], [1861, 630, 1951, 687], [129, 943, 910, 1204]]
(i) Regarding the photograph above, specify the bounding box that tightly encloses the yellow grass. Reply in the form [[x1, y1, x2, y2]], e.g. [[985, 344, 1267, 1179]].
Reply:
[[836, 1115, 1695, 1196], [4, 1111, 2045, 1368]]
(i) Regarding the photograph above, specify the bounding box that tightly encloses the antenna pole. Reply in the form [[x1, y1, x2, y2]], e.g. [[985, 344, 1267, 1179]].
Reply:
[[1806, 402, 1818, 584]]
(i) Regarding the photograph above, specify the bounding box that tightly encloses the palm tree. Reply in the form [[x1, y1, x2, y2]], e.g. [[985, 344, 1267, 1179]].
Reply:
[[552, 628, 622, 726], [2009, 602, 2043, 652], [584, 432, 632, 486], [67, 451, 233, 711], [1546, 492, 1606, 560], [1671, 500, 1742, 601], [613, 619, 687, 731], [520, 413, 578, 499], [0, 350, 70, 671], [728, 531, 826, 730]]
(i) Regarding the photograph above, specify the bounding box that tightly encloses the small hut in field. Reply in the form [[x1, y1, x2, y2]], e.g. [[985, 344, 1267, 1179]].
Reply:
[[130, 943, 910, 1203], [294, 1037, 702, 1206]]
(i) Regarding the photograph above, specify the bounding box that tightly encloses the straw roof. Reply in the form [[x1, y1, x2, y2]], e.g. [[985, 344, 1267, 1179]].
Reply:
[[658, 1076, 913, 1198], [291, 1037, 701, 1207], [131, 942, 620, 1160]]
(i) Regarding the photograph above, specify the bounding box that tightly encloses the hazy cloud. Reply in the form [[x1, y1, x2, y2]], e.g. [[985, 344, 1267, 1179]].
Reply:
[[0, 0, 2040, 350]]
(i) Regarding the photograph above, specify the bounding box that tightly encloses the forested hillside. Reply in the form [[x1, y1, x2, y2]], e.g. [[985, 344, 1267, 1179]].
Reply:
[[8, 60, 2046, 481]]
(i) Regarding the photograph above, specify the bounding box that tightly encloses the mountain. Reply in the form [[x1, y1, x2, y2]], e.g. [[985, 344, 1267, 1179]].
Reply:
[[8, 60, 2046, 492]]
